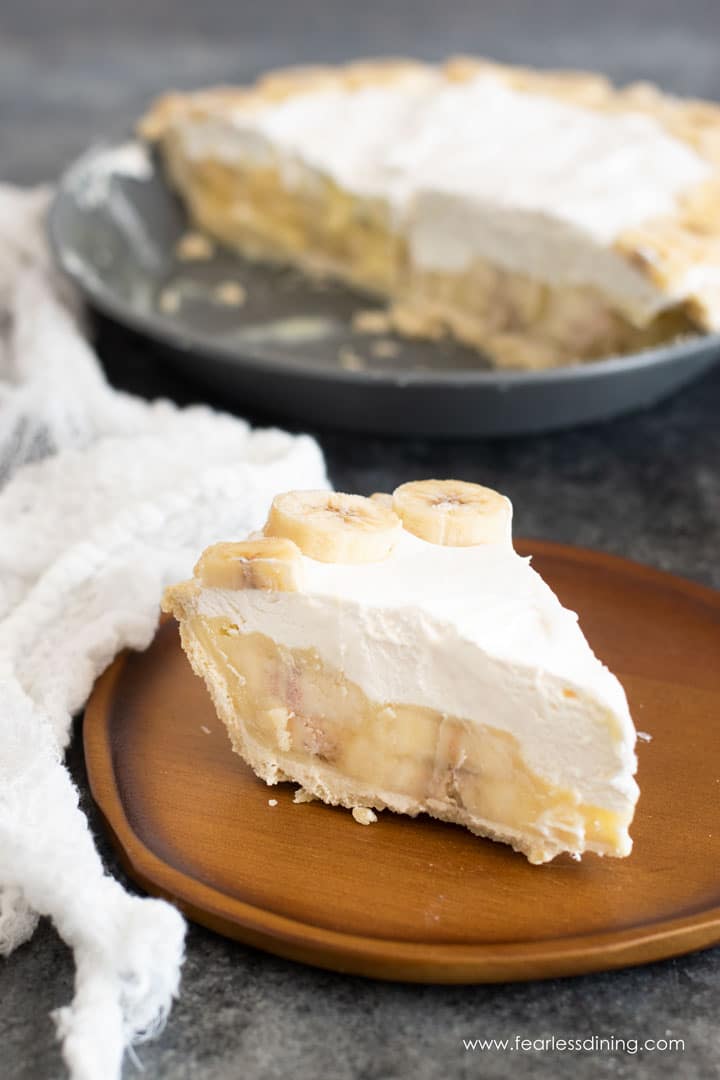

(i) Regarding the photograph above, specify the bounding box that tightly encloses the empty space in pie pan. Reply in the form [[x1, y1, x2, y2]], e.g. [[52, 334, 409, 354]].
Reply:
[[49, 140, 720, 437]]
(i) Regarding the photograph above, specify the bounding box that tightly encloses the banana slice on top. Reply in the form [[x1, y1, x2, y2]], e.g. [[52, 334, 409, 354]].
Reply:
[[195, 537, 303, 591], [392, 479, 511, 547], [265, 490, 401, 563]]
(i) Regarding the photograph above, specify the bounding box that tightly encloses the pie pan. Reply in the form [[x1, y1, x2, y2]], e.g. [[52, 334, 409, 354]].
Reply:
[[49, 140, 720, 437]]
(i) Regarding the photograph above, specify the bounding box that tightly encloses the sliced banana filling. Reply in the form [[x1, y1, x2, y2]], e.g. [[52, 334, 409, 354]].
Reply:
[[163, 481, 639, 864]]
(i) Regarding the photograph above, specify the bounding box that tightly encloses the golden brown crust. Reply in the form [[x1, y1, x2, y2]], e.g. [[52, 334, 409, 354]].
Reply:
[[161, 579, 199, 622], [138, 58, 430, 138], [139, 56, 720, 338], [140, 54, 720, 154]]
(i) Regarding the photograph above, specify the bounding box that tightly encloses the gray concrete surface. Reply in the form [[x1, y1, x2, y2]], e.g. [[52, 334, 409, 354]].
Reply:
[[1, 1, 719, 1076]]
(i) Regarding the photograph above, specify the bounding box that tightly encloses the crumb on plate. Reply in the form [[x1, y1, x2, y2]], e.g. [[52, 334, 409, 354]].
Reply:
[[370, 338, 400, 359], [352, 308, 391, 335], [158, 286, 181, 314], [175, 230, 215, 262], [338, 346, 366, 372], [352, 806, 378, 826], [213, 280, 247, 307]]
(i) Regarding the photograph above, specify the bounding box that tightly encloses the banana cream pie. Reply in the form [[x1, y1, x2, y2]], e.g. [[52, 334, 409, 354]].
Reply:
[[162, 481, 639, 864], [141, 58, 720, 370]]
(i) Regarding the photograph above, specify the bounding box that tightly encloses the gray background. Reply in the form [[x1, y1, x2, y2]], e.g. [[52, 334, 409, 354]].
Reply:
[[2, 1, 720, 1077]]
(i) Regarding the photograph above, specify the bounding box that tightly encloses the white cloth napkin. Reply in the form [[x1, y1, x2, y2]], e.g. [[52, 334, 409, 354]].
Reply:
[[0, 184, 328, 1079]]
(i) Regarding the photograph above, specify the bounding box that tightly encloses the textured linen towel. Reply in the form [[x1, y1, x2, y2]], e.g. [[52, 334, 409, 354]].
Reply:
[[0, 183, 328, 1079]]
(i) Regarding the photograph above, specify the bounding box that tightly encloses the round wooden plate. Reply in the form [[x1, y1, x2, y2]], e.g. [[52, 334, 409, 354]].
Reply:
[[84, 541, 720, 983]]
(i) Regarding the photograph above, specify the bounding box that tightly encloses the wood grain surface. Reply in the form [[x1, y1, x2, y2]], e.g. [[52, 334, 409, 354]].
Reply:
[[83, 540, 720, 983]]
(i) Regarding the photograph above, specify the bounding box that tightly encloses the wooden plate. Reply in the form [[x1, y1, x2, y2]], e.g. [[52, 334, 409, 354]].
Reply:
[[84, 541, 720, 983]]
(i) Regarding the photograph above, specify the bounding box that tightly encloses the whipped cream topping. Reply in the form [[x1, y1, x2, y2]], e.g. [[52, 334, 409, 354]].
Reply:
[[196, 528, 638, 814], [175, 71, 710, 321]]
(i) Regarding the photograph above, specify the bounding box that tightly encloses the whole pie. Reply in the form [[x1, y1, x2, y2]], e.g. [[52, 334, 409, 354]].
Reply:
[[162, 481, 639, 864], [141, 58, 720, 370]]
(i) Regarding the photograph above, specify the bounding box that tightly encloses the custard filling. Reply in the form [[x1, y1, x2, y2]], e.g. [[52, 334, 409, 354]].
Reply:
[[183, 614, 632, 863]]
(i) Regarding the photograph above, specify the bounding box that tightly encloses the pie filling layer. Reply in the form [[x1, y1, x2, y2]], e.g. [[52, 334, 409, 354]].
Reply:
[[182, 614, 633, 864]]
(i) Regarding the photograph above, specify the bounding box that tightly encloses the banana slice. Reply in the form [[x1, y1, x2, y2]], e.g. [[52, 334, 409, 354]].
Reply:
[[392, 479, 511, 547], [264, 490, 401, 563], [194, 537, 303, 591], [369, 492, 394, 510]]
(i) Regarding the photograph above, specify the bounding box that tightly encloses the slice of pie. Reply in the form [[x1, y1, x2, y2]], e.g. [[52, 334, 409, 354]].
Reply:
[[162, 480, 639, 864], [140, 57, 720, 370]]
